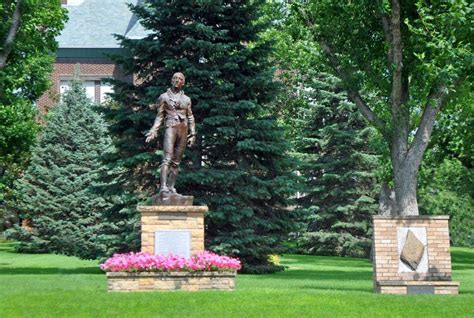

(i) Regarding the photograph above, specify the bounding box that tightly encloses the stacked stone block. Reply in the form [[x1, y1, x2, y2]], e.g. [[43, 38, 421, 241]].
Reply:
[[373, 216, 459, 295], [138, 205, 207, 255], [107, 272, 236, 292]]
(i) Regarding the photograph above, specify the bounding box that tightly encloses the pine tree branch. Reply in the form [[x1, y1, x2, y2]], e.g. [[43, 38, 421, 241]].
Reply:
[[294, 5, 389, 138], [0, 0, 22, 70]]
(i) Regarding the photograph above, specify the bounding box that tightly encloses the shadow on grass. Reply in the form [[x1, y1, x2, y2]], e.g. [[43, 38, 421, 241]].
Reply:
[[453, 264, 474, 271], [0, 267, 102, 275], [0, 243, 20, 252], [282, 254, 372, 269], [299, 284, 373, 293], [272, 269, 371, 281], [452, 250, 474, 264], [246, 269, 372, 293]]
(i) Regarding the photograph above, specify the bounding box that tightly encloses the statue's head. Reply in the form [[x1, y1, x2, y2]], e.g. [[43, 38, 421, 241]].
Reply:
[[171, 72, 185, 90]]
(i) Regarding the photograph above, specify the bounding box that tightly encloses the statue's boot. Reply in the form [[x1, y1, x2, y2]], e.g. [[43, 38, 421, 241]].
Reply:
[[167, 166, 179, 194], [159, 164, 170, 193]]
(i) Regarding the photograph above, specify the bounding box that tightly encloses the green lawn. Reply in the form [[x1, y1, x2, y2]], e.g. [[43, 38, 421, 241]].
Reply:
[[0, 242, 473, 318]]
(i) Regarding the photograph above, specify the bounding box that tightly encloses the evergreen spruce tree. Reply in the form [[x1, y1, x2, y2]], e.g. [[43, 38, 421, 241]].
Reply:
[[101, 0, 298, 271], [8, 79, 112, 259], [294, 73, 379, 258]]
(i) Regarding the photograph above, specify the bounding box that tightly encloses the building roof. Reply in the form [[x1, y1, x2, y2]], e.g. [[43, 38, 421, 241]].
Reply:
[[57, 0, 149, 48]]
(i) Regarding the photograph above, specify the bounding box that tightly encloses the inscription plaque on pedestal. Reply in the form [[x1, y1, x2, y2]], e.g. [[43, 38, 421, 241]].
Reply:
[[155, 230, 191, 258]]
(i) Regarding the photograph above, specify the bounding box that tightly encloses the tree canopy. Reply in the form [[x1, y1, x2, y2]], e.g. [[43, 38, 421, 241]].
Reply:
[[0, 0, 67, 101], [0, 0, 67, 221], [294, 0, 473, 216]]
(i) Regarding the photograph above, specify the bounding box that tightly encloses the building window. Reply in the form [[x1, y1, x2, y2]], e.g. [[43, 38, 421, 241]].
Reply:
[[60, 80, 95, 101], [100, 82, 114, 103], [59, 79, 115, 104], [62, 0, 85, 6]]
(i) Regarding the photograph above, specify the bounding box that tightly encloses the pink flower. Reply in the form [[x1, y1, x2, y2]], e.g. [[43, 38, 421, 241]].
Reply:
[[100, 251, 241, 272]]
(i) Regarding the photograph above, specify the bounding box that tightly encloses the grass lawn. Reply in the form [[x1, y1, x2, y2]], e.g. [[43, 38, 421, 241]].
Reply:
[[0, 242, 473, 318]]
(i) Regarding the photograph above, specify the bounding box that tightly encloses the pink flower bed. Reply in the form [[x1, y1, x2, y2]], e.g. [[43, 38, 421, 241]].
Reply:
[[100, 251, 241, 272]]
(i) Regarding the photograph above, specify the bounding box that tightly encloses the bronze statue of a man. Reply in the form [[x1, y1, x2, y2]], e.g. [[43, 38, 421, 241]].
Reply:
[[145, 72, 196, 195]]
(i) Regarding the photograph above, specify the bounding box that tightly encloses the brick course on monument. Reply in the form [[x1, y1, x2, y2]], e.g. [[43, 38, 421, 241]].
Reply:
[[372, 216, 459, 295], [107, 271, 236, 292]]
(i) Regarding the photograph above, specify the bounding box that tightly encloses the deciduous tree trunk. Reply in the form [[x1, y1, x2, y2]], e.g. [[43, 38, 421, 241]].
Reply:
[[393, 160, 419, 216], [378, 183, 398, 216], [390, 121, 423, 216]]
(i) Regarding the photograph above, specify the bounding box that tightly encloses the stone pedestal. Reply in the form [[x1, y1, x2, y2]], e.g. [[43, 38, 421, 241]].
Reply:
[[372, 216, 459, 295], [107, 271, 236, 292], [138, 205, 208, 256], [105, 204, 239, 292]]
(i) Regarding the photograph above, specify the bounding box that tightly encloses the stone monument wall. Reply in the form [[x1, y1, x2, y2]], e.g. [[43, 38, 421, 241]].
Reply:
[[138, 205, 208, 256], [107, 272, 236, 292], [372, 216, 459, 295]]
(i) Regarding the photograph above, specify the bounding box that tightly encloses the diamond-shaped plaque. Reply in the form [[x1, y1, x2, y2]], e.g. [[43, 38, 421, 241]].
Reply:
[[400, 230, 425, 271]]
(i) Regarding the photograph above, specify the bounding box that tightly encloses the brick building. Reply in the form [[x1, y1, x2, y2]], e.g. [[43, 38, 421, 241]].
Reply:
[[37, 0, 148, 114]]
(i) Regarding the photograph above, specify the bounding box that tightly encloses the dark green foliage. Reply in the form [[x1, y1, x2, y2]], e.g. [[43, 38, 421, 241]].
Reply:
[[261, 9, 379, 258], [240, 264, 286, 275], [0, 1, 67, 227], [7, 80, 112, 259], [419, 95, 474, 247], [100, 0, 298, 270], [0, 101, 38, 218], [0, 1, 67, 101], [419, 158, 474, 247], [294, 74, 379, 258]]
